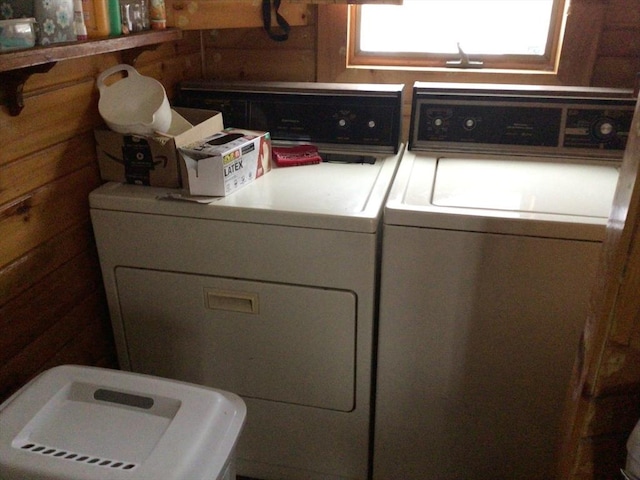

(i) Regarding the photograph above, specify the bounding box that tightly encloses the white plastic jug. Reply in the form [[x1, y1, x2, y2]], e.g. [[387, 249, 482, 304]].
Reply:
[[96, 64, 171, 135]]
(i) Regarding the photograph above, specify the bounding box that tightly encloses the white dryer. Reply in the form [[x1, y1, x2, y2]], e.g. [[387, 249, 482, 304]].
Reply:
[[90, 82, 404, 480], [373, 83, 636, 480]]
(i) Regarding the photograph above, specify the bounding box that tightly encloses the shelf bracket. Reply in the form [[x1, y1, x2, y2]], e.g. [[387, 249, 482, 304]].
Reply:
[[1, 29, 182, 116], [1, 44, 152, 116], [3, 63, 56, 116], [121, 44, 160, 66]]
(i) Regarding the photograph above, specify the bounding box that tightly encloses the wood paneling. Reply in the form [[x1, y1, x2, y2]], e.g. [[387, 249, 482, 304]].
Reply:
[[1, 6, 640, 480], [0, 222, 97, 305], [0, 133, 96, 206], [599, 28, 640, 57], [0, 165, 100, 269], [165, 1, 309, 30], [1, 81, 101, 165], [556, 0, 606, 85], [0, 290, 114, 400], [604, 2, 640, 26], [0, 249, 103, 367], [0, 31, 201, 403], [558, 81, 640, 480], [201, 23, 316, 81]]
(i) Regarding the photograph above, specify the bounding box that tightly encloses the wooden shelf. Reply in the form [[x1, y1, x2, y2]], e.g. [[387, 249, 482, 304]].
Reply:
[[1, 28, 182, 116]]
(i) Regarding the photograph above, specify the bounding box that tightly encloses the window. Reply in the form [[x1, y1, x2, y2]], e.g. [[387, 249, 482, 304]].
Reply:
[[349, 0, 567, 71]]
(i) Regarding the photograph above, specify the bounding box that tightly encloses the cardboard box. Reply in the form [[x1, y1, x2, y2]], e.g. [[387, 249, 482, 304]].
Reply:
[[179, 128, 271, 197], [94, 108, 223, 188]]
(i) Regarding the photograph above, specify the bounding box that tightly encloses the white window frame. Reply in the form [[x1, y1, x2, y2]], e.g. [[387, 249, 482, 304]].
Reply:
[[349, 0, 567, 72], [317, 1, 602, 87]]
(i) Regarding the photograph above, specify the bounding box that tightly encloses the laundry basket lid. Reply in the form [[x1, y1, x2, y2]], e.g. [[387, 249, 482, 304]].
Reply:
[[0, 365, 246, 480], [627, 418, 640, 477]]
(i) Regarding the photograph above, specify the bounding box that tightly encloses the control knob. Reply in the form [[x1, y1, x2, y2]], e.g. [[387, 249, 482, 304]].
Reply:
[[593, 118, 617, 141], [463, 117, 477, 130]]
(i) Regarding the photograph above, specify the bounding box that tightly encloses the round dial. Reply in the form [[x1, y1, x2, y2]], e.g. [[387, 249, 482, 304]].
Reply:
[[593, 118, 617, 141], [463, 118, 477, 130]]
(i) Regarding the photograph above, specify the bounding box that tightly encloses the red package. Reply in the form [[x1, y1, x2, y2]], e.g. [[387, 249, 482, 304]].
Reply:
[[272, 145, 322, 167]]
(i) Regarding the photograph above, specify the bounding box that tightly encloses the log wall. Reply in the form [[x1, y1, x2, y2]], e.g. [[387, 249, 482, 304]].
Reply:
[[1, 2, 639, 478], [0, 33, 201, 400]]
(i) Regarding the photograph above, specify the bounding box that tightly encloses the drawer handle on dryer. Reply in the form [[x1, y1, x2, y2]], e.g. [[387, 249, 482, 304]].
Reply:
[[204, 288, 260, 314]]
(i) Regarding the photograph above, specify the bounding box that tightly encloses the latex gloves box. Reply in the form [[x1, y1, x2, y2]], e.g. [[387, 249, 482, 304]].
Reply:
[[179, 129, 271, 197], [94, 108, 223, 188]]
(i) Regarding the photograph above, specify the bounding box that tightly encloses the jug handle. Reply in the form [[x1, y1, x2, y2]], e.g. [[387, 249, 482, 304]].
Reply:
[[96, 64, 141, 94]]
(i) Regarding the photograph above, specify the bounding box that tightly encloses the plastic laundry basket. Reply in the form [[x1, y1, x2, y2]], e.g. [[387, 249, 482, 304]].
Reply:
[[627, 419, 640, 478], [0, 365, 246, 480]]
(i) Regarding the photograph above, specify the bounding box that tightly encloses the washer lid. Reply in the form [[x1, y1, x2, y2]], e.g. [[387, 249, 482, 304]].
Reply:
[[432, 157, 619, 217], [384, 153, 618, 240]]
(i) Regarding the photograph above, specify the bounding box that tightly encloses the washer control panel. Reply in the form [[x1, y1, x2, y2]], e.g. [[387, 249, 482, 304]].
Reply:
[[409, 83, 636, 158]]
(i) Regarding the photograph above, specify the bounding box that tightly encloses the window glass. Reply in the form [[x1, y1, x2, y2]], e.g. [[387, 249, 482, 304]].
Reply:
[[353, 0, 565, 70], [360, 1, 554, 55]]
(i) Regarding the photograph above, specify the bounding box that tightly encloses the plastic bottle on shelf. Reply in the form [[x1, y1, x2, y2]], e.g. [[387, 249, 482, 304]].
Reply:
[[149, 0, 166, 29], [88, 0, 110, 37], [73, 0, 88, 40], [108, 0, 122, 35]]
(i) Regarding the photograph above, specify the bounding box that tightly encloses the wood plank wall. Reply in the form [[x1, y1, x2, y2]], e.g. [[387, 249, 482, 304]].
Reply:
[[0, 1, 639, 478], [558, 95, 640, 480], [200, 23, 317, 81], [592, 2, 640, 88], [0, 32, 201, 401]]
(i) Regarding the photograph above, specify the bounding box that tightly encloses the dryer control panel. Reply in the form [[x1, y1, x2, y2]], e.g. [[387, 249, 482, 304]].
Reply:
[[409, 82, 636, 158], [175, 81, 404, 154]]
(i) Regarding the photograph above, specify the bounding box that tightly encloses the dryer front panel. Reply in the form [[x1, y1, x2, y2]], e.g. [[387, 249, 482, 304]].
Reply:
[[115, 267, 357, 412]]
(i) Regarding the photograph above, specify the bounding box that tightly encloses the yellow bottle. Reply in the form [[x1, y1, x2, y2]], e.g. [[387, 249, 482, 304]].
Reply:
[[87, 0, 110, 37]]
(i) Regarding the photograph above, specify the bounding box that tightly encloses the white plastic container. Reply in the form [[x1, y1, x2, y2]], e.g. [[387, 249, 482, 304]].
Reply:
[[627, 419, 640, 478], [0, 18, 36, 51], [96, 64, 172, 135], [0, 365, 246, 480]]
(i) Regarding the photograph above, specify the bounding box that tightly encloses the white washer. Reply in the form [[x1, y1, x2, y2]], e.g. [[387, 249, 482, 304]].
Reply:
[[90, 82, 404, 480], [373, 83, 635, 480]]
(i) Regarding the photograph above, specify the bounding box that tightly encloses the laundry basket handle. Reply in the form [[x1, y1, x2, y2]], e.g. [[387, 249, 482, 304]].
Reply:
[[96, 64, 141, 94]]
